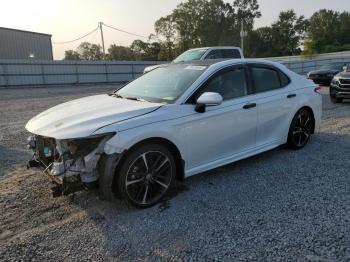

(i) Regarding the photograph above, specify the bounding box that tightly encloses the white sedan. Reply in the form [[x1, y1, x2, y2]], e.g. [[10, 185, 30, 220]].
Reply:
[[26, 59, 322, 208]]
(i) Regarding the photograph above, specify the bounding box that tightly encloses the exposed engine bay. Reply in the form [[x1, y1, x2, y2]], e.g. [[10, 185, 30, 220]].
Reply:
[[27, 133, 114, 188]]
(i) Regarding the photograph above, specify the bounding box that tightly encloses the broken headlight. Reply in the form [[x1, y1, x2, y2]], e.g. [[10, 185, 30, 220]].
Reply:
[[27, 132, 115, 184]]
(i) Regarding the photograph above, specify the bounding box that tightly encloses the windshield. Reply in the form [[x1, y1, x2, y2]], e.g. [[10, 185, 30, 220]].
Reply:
[[320, 62, 344, 70], [173, 49, 208, 63], [116, 64, 207, 103]]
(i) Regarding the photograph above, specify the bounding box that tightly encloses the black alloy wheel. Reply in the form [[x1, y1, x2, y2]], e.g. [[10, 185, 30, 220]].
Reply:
[[287, 109, 314, 149], [117, 144, 175, 208]]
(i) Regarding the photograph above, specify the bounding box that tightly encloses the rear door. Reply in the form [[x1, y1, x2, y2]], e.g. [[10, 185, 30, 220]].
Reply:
[[248, 64, 296, 147]]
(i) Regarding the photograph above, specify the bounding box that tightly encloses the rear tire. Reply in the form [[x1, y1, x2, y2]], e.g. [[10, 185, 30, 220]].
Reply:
[[117, 144, 176, 208], [287, 109, 314, 149], [330, 94, 342, 103]]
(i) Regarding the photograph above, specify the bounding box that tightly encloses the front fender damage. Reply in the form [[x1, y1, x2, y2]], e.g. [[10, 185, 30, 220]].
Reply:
[[27, 133, 122, 195]]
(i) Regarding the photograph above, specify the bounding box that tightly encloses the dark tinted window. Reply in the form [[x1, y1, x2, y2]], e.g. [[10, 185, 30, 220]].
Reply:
[[205, 50, 223, 59], [279, 71, 290, 87], [222, 49, 241, 58], [197, 68, 247, 101], [251, 66, 281, 93]]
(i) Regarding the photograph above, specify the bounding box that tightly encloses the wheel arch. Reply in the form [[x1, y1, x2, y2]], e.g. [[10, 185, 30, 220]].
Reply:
[[288, 105, 316, 137], [297, 106, 316, 134], [118, 137, 185, 181], [98, 136, 185, 201]]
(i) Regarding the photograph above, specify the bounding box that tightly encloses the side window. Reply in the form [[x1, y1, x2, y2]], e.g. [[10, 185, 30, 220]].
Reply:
[[279, 71, 290, 87], [205, 50, 223, 59], [251, 66, 281, 93], [222, 49, 241, 59], [196, 68, 248, 101]]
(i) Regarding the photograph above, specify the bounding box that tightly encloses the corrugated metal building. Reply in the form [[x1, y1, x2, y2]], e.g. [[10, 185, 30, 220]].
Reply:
[[0, 27, 53, 60]]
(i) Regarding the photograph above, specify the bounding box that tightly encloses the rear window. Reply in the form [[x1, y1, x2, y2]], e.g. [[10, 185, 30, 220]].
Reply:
[[251, 67, 281, 93], [279, 71, 290, 87], [251, 65, 290, 93]]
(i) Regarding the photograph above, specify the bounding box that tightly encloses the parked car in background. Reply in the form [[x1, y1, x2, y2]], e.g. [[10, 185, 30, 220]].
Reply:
[[330, 70, 350, 103], [143, 46, 244, 73], [26, 59, 322, 208], [307, 62, 350, 86]]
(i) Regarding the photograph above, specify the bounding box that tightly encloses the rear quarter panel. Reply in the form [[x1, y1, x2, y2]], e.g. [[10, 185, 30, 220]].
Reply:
[[288, 74, 322, 134]]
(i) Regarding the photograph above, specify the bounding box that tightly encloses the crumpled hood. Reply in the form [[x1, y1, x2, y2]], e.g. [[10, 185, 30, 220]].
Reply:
[[26, 94, 162, 139]]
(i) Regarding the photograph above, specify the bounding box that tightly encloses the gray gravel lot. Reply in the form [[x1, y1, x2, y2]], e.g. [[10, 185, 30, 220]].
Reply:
[[0, 85, 349, 261]]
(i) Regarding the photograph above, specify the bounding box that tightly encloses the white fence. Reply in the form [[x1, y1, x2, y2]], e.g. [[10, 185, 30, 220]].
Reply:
[[270, 51, 350, 75], [0, 60, 161, 87], [1, 51, 350, 87]]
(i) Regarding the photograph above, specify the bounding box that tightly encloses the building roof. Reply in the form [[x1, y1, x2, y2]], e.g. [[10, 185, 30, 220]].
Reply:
[[0, 26, 51, 37]]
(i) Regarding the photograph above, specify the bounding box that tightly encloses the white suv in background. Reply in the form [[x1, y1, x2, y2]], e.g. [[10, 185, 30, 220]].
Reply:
[[143, 46, 244, 73]]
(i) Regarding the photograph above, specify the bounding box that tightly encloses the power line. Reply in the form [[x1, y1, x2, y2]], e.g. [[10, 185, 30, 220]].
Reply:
[[90, 27, 100, 43], [52, 26, 99, 44], [102, 22, 148, 39], [52, 22, 148, 46]]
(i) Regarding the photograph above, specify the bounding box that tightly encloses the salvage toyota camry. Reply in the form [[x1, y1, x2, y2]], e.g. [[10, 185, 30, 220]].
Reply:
[[26, 59, 322, 208]]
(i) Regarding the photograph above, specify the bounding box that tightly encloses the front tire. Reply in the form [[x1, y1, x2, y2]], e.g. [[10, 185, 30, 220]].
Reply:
[[287, 109, 314, 149], [117, 144, 176, 208]]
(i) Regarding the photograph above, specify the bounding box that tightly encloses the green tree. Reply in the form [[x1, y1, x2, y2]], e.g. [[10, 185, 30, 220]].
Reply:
[[64, 50, 80, 60], [304, 9, 350, 54], [154, 17, 177, 60], [154, 0, 261, 60], [107, 44, 134, 60], [77, 42, 103, 60], [272, 10, 308, 56], [130, 40, 161, 60], [245, 27, 274, 57], [233, 0, 261, 30], [245, 10, 307, 57]]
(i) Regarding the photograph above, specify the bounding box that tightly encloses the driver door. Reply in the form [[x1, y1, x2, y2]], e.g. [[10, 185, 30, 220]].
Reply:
[[180, 65, 258, 174]]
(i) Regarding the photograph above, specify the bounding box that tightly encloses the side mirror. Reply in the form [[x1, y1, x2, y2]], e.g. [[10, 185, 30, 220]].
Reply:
[[343, 66, 349, 72], [195, 92, 223, 113]]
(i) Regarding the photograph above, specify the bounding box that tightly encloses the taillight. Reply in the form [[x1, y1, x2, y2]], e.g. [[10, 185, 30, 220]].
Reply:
[[314, 86, 322, 94]]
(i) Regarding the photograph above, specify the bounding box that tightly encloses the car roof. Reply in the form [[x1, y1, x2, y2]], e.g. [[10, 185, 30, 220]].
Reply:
[[164, 58, 281, 68], [187, 46, 242, 51]]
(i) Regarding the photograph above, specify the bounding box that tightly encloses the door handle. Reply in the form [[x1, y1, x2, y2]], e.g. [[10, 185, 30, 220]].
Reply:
[[242, 103, 256, 109], [287, 94, 296, 98]]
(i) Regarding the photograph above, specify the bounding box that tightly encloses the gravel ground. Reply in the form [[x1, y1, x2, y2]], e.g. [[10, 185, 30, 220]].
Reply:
[[0, 85, 349, 261]]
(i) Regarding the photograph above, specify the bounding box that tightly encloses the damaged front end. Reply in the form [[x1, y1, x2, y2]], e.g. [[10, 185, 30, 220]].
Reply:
[[27, 133, 115, 189]]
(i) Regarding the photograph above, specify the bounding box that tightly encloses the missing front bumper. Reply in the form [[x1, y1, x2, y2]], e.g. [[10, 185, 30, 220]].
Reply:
[[26, 133, 114, 187]]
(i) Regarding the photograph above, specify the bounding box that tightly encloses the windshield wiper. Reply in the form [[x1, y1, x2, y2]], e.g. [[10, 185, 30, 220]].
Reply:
[[125, 97, 147, 102], [109, 93, 124, 98], [110, 93, 147, 102]]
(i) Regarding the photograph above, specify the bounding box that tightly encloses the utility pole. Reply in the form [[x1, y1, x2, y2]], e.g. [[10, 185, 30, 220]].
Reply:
[[240, 20, 245, 53], [99, 22, 106, 59]]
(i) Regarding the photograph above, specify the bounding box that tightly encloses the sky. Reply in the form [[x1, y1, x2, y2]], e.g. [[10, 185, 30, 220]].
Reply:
[[1, 0, 349, 59]]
